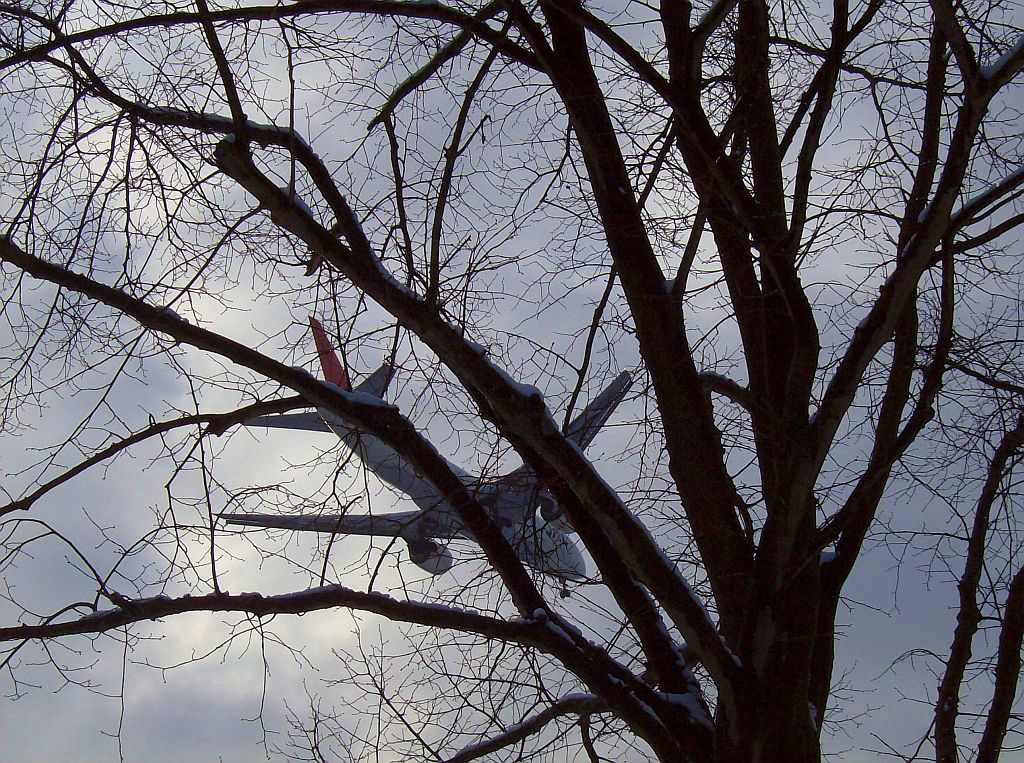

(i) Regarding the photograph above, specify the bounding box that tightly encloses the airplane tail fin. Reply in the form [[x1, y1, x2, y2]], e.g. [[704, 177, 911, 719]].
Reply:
[[309, 316, 351, 391]]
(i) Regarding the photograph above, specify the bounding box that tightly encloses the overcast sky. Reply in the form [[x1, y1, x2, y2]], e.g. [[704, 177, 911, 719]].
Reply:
[[0, 297, 971, 761], [2, 2, 1020, 760]]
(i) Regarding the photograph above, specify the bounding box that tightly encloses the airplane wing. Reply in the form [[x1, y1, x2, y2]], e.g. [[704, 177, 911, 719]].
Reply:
[[221, 509, 464, 575], [220, 509, 445, 537], [487, 370, 632, 527], [564, 370, 633, 450], [494, 370, 633, 487], [243, 412, 332, 432], [218, 507, 421, 532]]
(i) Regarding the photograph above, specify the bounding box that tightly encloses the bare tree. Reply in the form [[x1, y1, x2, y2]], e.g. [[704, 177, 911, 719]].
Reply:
[[1, 0, 1023, 760]]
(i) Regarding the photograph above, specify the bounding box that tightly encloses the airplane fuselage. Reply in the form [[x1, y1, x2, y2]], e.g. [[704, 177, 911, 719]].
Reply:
[[316, 405, 587, 581]]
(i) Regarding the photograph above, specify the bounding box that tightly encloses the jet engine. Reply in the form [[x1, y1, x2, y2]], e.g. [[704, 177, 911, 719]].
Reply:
[[407, 538, 454, 575], [538, 494, 576, 535]]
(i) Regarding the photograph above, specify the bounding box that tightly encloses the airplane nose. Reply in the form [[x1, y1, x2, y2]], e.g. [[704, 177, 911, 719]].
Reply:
[[549, 532, 586, 581], [563, 543, 587, 581]]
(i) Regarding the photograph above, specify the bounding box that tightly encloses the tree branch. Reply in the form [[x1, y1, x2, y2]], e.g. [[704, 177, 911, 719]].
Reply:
[[934, 418, 1024, 763], [976, 566, 1024, 763], [366, 1, 506, 130], [0, 0, 541, 73], [928, 0, 979, 88], [0, 396, 306, 517], [445, 694, 607, 763], [0, 587, 543, 645]]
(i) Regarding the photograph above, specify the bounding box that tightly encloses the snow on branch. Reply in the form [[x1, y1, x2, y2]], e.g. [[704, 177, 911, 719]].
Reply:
[[948, 166, 1024, 231], [980, 32, 1024, 89], [699, 371, 752, 410]]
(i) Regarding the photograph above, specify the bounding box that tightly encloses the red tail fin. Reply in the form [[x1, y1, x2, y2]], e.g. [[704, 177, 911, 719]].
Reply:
[[308, 316, 351, 391]]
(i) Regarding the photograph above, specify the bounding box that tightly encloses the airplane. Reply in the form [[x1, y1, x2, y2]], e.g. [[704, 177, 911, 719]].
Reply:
[[220, 316, 633, 582]]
